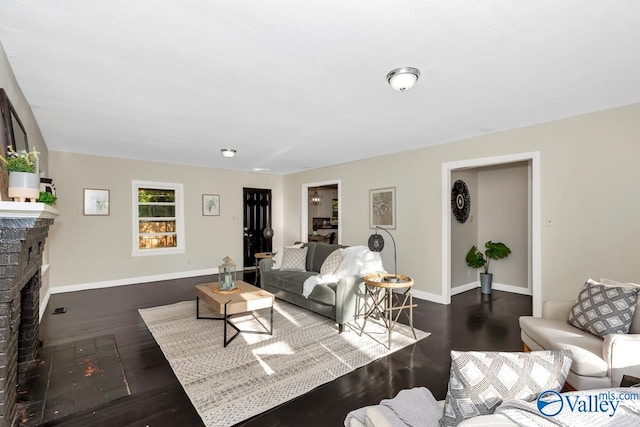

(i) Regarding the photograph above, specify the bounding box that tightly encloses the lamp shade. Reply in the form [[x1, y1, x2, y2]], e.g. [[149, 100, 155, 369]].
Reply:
[[368, 234, 385, 252], [263, 227, 274, 238], [387, 67, 420, 91]]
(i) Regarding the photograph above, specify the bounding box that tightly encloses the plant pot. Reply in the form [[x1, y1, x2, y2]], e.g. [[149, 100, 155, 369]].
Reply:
[[8, 171, 40, 202], [480, 273, 493, 295]]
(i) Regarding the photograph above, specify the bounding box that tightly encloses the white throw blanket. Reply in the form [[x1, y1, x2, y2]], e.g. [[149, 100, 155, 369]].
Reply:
[[302, 246, 385, 298], [302, 274, 338, 298], [344, 387, 442, 427]]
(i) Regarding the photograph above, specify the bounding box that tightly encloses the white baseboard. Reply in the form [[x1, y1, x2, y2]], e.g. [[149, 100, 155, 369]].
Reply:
[[451, 281, 532, 296], [50, 267, 219, 294], [451, 281, 479, 296], [492, 282, 532, 295], [39, 287, 51, 321], [412, 288, 449, 304]]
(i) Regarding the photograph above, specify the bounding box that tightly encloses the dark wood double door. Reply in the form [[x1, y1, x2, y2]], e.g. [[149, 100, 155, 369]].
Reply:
[[243, 188, 273, 268]]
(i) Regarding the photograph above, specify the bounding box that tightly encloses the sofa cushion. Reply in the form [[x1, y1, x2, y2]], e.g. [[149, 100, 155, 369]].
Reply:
[[568, 279, 640, 338], [307, 282, 337, 306], [264, 270, 317, 294], [310, 243, 343, 272], [320, 249, 343, 275], [302, 242, 317, 271], [440, 350, 572, 427], [519, 316, 607, 377], [280, 246, 308, 271]]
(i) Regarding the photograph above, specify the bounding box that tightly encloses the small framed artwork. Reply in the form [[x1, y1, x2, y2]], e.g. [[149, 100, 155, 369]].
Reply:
[[83, 188, 110, 216], [369, 187, 396, 229], [202, 194, 220, 216]]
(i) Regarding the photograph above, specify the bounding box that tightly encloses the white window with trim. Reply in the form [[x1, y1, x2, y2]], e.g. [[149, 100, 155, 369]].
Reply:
[[132, 181, 185, 256]]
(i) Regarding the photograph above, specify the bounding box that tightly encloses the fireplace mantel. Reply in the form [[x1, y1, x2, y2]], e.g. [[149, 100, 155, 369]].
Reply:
[[0, 201, 59, 218]]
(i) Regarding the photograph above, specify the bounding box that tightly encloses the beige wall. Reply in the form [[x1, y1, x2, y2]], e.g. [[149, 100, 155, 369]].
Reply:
[[282, 104, 640, 305], [477, 162, 529, 288], [48, 151, 283, 288]]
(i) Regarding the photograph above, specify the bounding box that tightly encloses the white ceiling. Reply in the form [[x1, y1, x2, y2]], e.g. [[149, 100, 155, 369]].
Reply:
[[1, 0, 639, 174]]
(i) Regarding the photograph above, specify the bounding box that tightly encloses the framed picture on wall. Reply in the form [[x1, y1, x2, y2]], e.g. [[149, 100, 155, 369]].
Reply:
[[83, 188, 110, 216], [202, 194, 220, 216], [369, 187, 396, 229]]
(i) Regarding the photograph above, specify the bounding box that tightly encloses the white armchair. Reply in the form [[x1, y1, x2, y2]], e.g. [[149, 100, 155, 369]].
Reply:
[[520, 279, 640, 390]]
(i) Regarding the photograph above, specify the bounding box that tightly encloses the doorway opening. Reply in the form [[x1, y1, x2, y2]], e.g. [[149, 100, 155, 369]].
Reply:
[[441, 152, 541, 316], [301, 180, 341, 244], [243, 188, 273, 269]]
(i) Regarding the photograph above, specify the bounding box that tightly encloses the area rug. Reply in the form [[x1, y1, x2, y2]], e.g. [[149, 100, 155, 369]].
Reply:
[[139, 300, 429, 427]]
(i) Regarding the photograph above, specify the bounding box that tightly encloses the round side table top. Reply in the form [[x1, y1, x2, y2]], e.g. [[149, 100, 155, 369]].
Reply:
[[364, 273, 414, 289], [255, 252, 275, 259]]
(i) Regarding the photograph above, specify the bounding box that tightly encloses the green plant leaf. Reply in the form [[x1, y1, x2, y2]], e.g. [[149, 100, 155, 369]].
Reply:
[[37, 191, 57, 206], [484, 241, 511, 260], [5, 157, 36, 172], [465, 246, 486, 269]]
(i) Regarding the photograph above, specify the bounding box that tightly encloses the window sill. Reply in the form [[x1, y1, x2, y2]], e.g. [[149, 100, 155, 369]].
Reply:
[[132, 247, 185, 257]]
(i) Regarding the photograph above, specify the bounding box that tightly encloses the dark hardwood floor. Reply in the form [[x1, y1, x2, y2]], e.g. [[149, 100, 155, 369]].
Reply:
[[32, 273, 531, 426]]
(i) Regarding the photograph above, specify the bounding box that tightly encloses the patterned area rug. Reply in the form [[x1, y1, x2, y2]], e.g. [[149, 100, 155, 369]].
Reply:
[[139, 299, 429, 427]]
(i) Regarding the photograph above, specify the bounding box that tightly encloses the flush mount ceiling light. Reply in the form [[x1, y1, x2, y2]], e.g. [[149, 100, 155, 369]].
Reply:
[[386, 67, 420, 91], [220, 149, 237, 158]]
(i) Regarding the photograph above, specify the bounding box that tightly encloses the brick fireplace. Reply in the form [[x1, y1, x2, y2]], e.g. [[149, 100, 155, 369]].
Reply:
[[0, 204, 56, 426]]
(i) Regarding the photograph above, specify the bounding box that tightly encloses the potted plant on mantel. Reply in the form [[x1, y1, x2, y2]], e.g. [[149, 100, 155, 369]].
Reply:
[[0, 147, 40, 202], [465, 241, 512, 295]]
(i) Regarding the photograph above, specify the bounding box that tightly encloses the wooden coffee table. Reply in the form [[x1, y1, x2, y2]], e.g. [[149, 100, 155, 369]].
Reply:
[[195, 280, 275, 347]]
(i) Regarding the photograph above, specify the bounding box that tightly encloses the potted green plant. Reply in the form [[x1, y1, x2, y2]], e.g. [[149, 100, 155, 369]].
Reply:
[[0, 147, 40, 202], [37, 191, 57, 206], [465, 241, 512, 294]]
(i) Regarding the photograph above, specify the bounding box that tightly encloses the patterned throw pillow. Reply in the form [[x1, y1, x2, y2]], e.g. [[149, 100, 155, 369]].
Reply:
[[271, 243, 302, 269], [567, 279, 640, 338], [320, 250, 343, 275], [440, 350, 572, 427], [279, 247, 308, 271]]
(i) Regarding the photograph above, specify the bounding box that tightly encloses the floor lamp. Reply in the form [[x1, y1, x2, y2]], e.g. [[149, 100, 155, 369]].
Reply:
[[367, 226, 409, 283]]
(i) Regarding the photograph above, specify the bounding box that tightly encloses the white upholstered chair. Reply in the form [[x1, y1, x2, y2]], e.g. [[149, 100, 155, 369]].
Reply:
[[519, 278, 640, 390]]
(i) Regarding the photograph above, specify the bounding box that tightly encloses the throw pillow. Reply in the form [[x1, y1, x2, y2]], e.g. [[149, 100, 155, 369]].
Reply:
[[440, 350, 572, 427], [567, 279, 640, 338], [320, 250, 343, 275], [271, 243, 303, 270], [279, 246, 308, 271]]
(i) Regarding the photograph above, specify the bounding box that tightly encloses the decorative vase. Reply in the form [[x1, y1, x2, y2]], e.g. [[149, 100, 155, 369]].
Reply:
[[8, 171, 40, 202], [480, 272, 493, 295]]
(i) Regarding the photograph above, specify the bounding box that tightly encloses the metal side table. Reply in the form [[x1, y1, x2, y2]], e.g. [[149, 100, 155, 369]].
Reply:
[[358, 273, 417, 348]]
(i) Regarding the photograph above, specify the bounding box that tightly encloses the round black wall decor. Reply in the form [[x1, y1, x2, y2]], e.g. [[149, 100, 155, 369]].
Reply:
[[451, 179, 471, 223]]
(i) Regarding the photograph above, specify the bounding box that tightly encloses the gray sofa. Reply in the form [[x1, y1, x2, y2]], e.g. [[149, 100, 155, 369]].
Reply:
[[259, 242, 364, 332]]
